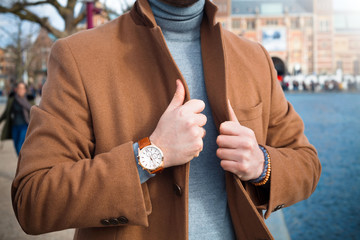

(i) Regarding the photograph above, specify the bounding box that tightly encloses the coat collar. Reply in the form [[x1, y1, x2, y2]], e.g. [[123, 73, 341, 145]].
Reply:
[[130, 0, 218, 28]]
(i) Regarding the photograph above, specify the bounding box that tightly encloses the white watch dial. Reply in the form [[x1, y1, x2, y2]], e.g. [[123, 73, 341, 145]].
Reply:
[[139, 145, 163, 171]]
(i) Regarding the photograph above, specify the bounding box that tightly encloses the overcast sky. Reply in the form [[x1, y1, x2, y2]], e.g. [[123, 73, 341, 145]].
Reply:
[[333, 0, 360, 11]]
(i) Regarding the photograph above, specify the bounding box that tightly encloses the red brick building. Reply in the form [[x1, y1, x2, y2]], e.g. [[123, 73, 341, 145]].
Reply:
[[213, 0, 360, 76]]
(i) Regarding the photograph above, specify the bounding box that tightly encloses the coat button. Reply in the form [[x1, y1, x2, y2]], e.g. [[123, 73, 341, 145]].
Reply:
[[117, 216, 129, 224], [100, 219, 111, 226], [109, 218, 120, 225], [173, 183, 182, 196], [273, 204, 285, 212]]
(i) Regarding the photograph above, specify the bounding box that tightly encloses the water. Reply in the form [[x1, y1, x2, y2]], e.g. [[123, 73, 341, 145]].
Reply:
[[282, 92, 360, 240]]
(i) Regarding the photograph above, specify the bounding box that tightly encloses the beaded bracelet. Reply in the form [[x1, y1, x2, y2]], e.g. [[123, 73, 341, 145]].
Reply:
[[250, 145, 271, 186]]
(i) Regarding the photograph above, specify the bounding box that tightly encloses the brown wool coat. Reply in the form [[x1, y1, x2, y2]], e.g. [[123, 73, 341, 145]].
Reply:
[[11, 0, 321, 239]]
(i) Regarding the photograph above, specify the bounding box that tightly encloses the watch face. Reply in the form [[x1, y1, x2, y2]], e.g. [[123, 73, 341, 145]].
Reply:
[[139, 145, 163, 171]]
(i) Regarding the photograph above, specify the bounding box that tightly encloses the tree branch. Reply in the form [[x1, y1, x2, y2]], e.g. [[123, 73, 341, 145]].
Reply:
[[14, 1, 49, 8], [66, 0, 77, 11], [0, 5, 64, 38], [73, 10, 86, 26], [0, 26, 17, 42], [46, 0, 68, 18]]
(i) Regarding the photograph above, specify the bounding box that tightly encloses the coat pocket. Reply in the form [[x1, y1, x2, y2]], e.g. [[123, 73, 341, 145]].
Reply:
[[234, 102, 263, 142]]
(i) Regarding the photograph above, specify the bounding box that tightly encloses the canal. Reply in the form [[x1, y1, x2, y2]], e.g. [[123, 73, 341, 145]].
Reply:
[[283, 92, 360, 240]]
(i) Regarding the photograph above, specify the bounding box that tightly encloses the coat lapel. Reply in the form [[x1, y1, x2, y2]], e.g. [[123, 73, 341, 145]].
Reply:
[[133, 0, 230, 129], [201, 2, 230, 129]]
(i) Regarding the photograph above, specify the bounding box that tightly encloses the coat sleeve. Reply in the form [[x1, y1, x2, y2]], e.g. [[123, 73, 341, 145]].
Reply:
[[0, 98, 11, 123], [255, 44, 322, 219], [11, 39, 152, 235], [0, 109, 5, 123]]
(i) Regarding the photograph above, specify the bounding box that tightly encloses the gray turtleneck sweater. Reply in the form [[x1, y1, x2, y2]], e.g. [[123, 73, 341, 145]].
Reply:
[[133, 0, 236, 238]]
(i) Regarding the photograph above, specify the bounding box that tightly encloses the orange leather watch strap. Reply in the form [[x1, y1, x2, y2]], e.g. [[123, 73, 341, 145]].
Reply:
[[150, 165, 164, 174], [138, 137, 151, 150]]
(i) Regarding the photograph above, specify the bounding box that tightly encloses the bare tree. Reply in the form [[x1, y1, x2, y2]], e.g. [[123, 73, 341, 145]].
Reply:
[[0, 0, 134, 38], [0, 0, 88, 38], [0, 17, 38, 83]]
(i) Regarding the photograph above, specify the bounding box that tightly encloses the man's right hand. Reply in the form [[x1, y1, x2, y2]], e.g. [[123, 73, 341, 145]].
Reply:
[[150, 79, 207, 168]]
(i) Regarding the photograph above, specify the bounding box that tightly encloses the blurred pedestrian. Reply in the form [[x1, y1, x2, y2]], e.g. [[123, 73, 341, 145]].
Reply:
[[302, 81, 308, 91], [0, 82, 33, 156]]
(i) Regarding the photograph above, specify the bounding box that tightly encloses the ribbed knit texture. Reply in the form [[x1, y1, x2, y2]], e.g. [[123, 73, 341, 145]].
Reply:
[[148, 0, 235, 238]]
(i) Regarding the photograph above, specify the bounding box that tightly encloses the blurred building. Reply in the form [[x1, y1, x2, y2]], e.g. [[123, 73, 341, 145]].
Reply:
[[0, 47, 16, 94], [27, 28, 54, 89], [0, 48, 8, 91], [213, 0, 360, 76]]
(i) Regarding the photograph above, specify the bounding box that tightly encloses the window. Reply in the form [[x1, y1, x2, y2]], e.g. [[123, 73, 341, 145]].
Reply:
[[350, 40, 360, 49], [291, 18, 300, 29], [260, 3, 283, 15], [354, 60, 359, 75], [232, 19, 241, 29], [41, 59, 47, 71], [305, 18, 313, 27], [317, 0, 332, 12], [266, 19, 278, 25], [337, 61, 343, 70], [319, 20, 330, 32], [247, 19, 256, 30], [216, 3, 227, 14]]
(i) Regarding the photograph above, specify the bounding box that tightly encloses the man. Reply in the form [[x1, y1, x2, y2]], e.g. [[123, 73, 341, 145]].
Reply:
[[0, 82, 32, 155], [11, 0, 321, 239]]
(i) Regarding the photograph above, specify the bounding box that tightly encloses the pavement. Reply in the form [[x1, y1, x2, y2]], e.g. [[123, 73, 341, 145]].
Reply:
[[0, 103, 290, 240], [265, 210, 291, 240], [0, 104, 74, 240]]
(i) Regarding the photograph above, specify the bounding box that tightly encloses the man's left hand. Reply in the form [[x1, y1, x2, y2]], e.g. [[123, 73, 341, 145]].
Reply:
[[216, 100, 265, 181]]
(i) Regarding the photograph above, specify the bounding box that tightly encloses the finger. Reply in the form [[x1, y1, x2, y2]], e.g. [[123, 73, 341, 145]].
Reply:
[[182, 99, 205, 114], [193, 137, 204, 158], [220, 160, 245, 180], [219, 121, 254, 137], [192, 138, 203, 158], [168, 80, 185, 109], [201, 127, 206, 138], [216, 148, 244, 161], [227, 99, 239, 123], [195, 127, 206, 138], [219, 121, 242, 136], [216, 135, 252, 149], [193, 113, 207, 127]]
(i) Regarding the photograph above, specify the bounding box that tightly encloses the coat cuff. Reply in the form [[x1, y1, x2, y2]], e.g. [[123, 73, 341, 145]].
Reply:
[[263, 144, 320, 219]]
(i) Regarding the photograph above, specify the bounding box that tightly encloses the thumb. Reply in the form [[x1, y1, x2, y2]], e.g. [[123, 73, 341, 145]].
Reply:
[[227, 99, 239, 123], [168, 79, 185, 109]]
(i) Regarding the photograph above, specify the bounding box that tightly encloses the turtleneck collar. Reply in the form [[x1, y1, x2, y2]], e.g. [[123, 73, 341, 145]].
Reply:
[[148, 0, 205, 41]]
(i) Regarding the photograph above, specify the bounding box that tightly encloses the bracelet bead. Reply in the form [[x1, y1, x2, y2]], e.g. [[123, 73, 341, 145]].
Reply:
[[250, 145, 271, 186]]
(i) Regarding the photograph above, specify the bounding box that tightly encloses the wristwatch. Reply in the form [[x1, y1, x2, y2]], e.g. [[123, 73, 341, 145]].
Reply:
[[137, 137, 164, 174]]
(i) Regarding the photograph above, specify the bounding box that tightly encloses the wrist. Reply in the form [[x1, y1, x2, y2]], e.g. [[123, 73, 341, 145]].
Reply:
[[137, 137, 165, 174], [249, 145, 271, 186], [149, 133, 169, 168]]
